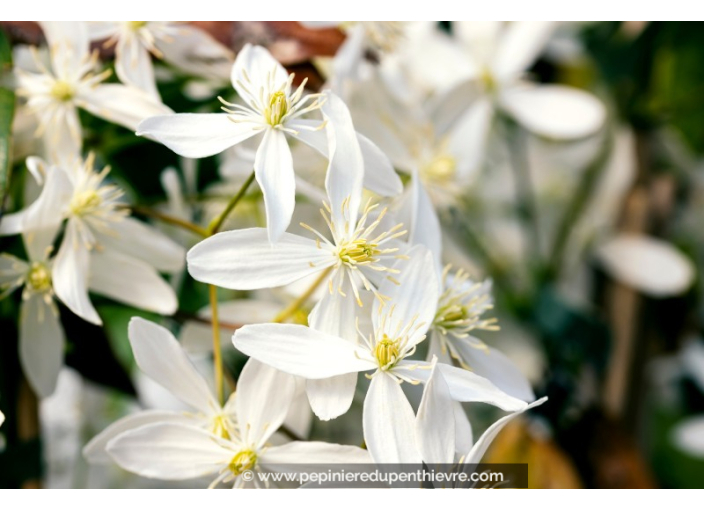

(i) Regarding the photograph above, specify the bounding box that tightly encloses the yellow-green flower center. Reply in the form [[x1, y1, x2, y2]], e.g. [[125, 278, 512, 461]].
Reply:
[[70, 190, 102, 217], [210, 414, 234, 440], [422, 154, 456, 183], [265, 91, 289, 126], [229, 449, 257, 476], [128, 21, 147, 30], [51, 80, 74, 102], [374, 335, 400, 369], [480, 67, 497, 93], [338, 239, 379, 267], [26, 262, 52, 294]]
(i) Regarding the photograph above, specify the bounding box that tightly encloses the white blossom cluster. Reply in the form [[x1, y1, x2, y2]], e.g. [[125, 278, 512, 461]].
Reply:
[[0, 21, 622, 488]]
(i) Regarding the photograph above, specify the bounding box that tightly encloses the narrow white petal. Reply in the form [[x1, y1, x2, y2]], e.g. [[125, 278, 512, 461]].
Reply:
[[452, 338, 535, 402], [408, 174, 443, 271], [447, 97, 493, 180], [128, 317, 217, 414], [357, 133, 403, 196], [416, 363, 455, 464], [0, 253, 28, 292], [672, 416, 704, 458], [464, 397, 547, 464], [79, 84, 173, 132], [254, 128, 295, 243], [321, 91, 364, 231], [88, 249, 178, 316], [231, 44, 289, 100], [596, 234, 695, 297], [83, 410, 194, 464], [156, 25, 234, 81], [95, 217, 185, 272], [187, 228, 332, 290], [492, 21, 557, 80], [19, 295, 65, 397], [115, 36, 159, 99], [375, 245, 438, 345], [453, 401, 474, 457], [236, 358, 296, 447], [39, 21, 89, 74], [500, 84, 606, 140], [308, 285, 357, 341], [106, 423, 232, 480], [305, 373, 357, 421], [363, 374, 421, 463], [233, 323, 373, 379], [137, 113, 259, 158], [53, 221, 101, 325], [438, 363, 528, 411]]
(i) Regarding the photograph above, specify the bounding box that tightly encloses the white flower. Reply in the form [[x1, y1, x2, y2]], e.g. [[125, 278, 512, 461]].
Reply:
[[233, 246, 528, 462], [87, 22, 234, 99], [138, 44, 400, 242], [414, 362, 547, 485], [15, 21, 172, 160], [672, 416, 704, 459], [0, 156, 184, 325], [0, 409, 4, 427], [187, 92, 406, 324], [0, 233, 64, 397], [84, 317, 246, 464], [105, 356, 369, 488]]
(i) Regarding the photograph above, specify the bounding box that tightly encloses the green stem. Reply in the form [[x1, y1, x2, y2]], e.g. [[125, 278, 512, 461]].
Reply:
[[124, 205, 208, 237], [206, 171, 256, 235], [273, 267, 333, 323]]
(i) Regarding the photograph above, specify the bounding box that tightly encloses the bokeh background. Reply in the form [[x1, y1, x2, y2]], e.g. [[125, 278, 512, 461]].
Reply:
[[1, 21, 704, 488]]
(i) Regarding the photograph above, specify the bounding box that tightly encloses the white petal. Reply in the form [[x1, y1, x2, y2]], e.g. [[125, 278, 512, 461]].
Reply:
[[53, 220, 101, 325], [321, 91, 364, 231], [19, 295, 65, 397], [137, 113, 260, 158], [416, 363, 455, 464], [596, 234, 695, 297], [446, 97, 494, 180], [363, 374, 421, 463], [95, 217, 185, 272], [115, 36, 159, 99], [357, 133, 403, 197], [375, 245, 438, 345], [262, 441, 371, 465], [452, 338, 536, 402], [106, 423, 232, 480], [255, 128, 295, 243], [79, 84, 173, 132], [438, 363, 528, 412], [0, 253, 28, 294], [83, 410, 194, 464], [672, 415, 704, 458], [283, 381, 313, 439], [465, 397, 547, 463], [187, 228, 332, 290], [408, 173, 443, 271], [305, 373, 357, 421], [128, 317, 217, 414], [308, 284, 357, 341], [233, 323, 373, 379], [453, 401, 474, 457], [500, 84, 606, 139], [236, 358, 296, 447], [39, 21, 89, 74], [88, 249, 178, 316], [492, 22, 557, 80], [231, 44, 289, 102], [156, 25, 234, 81], [86, 22, 119, 41]]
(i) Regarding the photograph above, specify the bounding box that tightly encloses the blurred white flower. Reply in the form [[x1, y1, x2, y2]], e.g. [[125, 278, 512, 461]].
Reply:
[[15, 21, 172, 160], [87, 22, 234, 99], [596, 234, 695, 297], [105, 357, 368, 488], [0, 156, 184, 325], [672, 416, 704, 459]]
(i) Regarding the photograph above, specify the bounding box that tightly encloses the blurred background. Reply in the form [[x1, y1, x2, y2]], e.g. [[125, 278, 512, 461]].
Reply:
[[1, 21, 704, 488]]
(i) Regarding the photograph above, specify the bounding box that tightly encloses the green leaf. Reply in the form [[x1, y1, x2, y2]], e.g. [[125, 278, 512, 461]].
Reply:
[[0, 29, 15, 220]]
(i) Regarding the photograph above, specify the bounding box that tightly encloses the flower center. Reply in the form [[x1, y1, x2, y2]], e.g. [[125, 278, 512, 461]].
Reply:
[[422, 154, 456, 184], [229, 449, 257, 476], [26, 262, 52, 294], [374, 335, 401, 370], [51, 80, 74, 102], [264, 91, 289, 126], [210, 413, 235, 440], [338, 238, 379, 267], [480, 67, 497, 94], [433, 267, 498, 336], [70, 190, 103, 217], [128, 21, 147, 30]]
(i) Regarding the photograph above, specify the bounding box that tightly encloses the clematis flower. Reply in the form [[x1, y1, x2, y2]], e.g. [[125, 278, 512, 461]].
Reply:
[[0, 156, 184, 325], [233, 246, 528, 462], [138, 44, 400, 242], [0, 409, 3, 427], [105, 355, 369, 488], [87, 22, 234, 99], [187, 92, 406, 326], [414, 362, 547, 486], [0, 233, 65, 397], [15, 21, 172, 161]]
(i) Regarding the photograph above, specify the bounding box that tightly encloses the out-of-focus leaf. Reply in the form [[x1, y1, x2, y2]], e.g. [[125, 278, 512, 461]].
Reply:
[[60, 304, 136, 396], [0, 28, 15, 221]]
